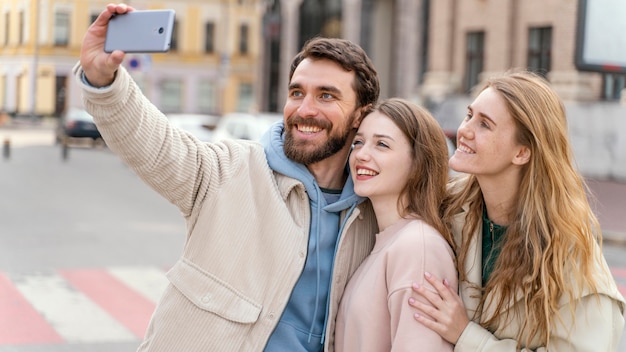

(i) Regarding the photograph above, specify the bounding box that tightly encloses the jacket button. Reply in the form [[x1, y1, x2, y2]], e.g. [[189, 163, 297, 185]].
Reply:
[[299, 251, 305, 258], [268, 312, 276, 319], [201, 295, 211, 304]]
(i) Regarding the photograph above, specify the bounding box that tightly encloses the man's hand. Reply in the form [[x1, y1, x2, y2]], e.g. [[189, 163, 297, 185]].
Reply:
[[80, 3, 135, 87]]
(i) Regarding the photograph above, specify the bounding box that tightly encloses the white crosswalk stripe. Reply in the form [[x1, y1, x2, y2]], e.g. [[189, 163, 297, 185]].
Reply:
[[2, 266, 169, 346], [108, 266, 170, 303], [13, 273, 137, 343]]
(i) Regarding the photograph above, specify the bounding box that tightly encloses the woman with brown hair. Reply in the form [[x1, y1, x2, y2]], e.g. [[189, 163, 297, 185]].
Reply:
[[335, 98, 457, 351], [410, 71, 625, 351]]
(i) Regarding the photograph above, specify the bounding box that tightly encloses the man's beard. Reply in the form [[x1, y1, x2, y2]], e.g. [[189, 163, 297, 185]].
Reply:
[[283, 113, 356, 165]]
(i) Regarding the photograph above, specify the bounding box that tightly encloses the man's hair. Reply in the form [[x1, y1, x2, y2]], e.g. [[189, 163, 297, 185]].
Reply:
[[289, 37, 380, 110]]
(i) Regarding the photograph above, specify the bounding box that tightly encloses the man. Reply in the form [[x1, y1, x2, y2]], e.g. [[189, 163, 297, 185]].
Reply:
[[76, 3, 380, 351]]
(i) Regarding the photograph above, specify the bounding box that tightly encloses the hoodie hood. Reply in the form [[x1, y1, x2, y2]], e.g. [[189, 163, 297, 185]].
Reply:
[[260, 121, 364, 210]]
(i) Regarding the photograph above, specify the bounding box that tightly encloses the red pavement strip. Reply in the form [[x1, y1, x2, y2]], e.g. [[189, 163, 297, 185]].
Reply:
[[60, 269, 156, 338], [0, 273, 64, 345]]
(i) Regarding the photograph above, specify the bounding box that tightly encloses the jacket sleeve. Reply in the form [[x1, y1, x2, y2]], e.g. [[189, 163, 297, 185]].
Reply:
[[455, 293, 625, 352], [387, 224, 456, 351]]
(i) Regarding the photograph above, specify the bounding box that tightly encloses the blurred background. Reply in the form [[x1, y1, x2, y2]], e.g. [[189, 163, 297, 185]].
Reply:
[[1, 0, 625, 178], [1, 0, 625, 351]]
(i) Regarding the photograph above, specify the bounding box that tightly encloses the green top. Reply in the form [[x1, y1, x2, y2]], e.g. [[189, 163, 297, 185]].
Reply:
[[481, 211, 507, 286]]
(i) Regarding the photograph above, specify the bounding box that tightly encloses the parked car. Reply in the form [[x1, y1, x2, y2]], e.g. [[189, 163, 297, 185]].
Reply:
[[56, 108, 101, 145], [210, 112, 282, 142], [166, 113, 220, 142]]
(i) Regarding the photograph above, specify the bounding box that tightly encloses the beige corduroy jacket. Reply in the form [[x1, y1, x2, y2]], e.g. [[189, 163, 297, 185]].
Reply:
[[450, 202, 625, 351], [73, 64, 378, 351]]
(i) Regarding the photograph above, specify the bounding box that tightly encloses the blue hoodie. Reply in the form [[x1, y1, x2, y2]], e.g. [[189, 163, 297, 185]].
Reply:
[[261, 121, 364, 351]]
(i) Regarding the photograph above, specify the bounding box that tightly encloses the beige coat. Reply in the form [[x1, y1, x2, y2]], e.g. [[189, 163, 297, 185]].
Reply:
[[73, 64, 378, 351], [451, 205, 626, 351]]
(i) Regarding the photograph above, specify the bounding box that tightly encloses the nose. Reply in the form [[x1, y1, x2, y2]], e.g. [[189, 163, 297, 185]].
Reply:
[[457, 119, 474, 142], [352, 143, 371, 161], [297, 94, 319, 117]]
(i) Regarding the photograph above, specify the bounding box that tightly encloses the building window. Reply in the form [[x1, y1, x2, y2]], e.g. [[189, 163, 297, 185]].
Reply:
[[54, 12, 70, 46], [237, 83, 254, 112], [198, 80, 218, 113], [161, 78, 183, 113], [528, 27, 552, 77], [204, 22, 215, 53], [239, 24, 249, 55], [170, 20, 179, 51], [465, 31, 484, 93], [602, 73, 626, 101]]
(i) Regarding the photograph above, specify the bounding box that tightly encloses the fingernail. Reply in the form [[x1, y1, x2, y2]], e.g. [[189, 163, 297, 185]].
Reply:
[[443, 278, 449, 286], [409, 297, 415, 304], [424, 271, 432, 279], [414, 313, 421, 319], [412, 282, 420, 289]]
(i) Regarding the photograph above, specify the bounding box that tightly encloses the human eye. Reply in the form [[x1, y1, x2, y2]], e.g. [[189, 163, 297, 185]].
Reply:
[[321, 92, 335, 100], [290, 90, 304, 98], [351, 139, 364, 149], [464, 111, 473, 121], [376, 140, 390, 149]]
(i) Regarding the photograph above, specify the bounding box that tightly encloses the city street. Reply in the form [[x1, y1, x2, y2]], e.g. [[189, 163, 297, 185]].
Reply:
[[1, 124, 626, 351]]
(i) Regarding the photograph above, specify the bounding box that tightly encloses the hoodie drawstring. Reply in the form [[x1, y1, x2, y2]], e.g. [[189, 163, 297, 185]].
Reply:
[[307, 190, 323, 343]]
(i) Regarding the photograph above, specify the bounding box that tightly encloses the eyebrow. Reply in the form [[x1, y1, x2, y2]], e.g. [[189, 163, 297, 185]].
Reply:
[[468, 105, 498, 126], [355, 131, 395, 141], [288, 82, 343, 97]]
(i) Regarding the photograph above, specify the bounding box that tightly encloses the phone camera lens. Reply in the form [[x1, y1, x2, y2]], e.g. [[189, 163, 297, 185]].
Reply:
[[158, 27, 164, 34]]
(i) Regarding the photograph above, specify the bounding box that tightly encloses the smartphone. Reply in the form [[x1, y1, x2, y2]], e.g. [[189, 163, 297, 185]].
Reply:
[[104, 10, 176, 53]]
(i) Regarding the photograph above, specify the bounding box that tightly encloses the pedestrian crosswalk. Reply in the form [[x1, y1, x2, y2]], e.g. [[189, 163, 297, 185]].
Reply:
[[0, 266, 168, 346], [2, 266, 626, 347]]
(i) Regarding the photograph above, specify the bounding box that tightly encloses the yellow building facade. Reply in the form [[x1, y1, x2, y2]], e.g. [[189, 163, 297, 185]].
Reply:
[[0, 0, 264, 117]]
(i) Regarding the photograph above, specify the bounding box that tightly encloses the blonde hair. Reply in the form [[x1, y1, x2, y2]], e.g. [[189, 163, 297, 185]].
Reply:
[[375, 98, 454, 249], [444, 71, 603, 347]]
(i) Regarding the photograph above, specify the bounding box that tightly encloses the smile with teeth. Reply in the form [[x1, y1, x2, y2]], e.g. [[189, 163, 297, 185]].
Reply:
[[357, 168, 378, 176], [457, 144, 475, 154], [297, 125, 323, 133]]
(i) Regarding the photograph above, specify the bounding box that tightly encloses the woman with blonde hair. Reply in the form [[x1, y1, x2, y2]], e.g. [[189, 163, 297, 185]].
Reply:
[[335, 98, 457, 351], [409, 71, 625, 351]]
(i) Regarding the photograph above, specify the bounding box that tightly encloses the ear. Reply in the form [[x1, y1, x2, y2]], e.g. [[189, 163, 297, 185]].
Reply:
[[512, 145, 531, 166], [352, 104, 372, 129]]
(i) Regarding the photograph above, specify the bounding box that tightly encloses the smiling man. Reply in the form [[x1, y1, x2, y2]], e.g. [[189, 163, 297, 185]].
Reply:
[[74, 4, 380, 351]]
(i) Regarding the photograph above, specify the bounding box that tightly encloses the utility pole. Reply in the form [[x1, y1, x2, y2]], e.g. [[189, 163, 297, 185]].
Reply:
[[29, 0, 40, 120]]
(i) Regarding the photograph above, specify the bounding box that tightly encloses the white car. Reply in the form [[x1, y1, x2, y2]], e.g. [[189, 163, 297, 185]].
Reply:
[[211, 112, 282, 142]]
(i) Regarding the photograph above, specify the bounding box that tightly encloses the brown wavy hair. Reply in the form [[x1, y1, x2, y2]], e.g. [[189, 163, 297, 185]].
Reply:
[[444, 71, 604, 347], [375, 98, 454, 250]]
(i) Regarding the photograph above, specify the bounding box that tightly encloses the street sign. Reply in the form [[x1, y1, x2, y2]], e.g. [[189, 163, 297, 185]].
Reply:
[[575, 0, 626, 73]]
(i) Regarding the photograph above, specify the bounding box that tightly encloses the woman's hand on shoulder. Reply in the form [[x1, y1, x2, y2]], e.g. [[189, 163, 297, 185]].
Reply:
[[408, 272, 470, 345]]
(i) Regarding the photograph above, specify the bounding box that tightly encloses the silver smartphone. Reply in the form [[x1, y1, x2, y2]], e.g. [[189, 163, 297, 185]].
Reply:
[[104, 10, 175, 53]]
